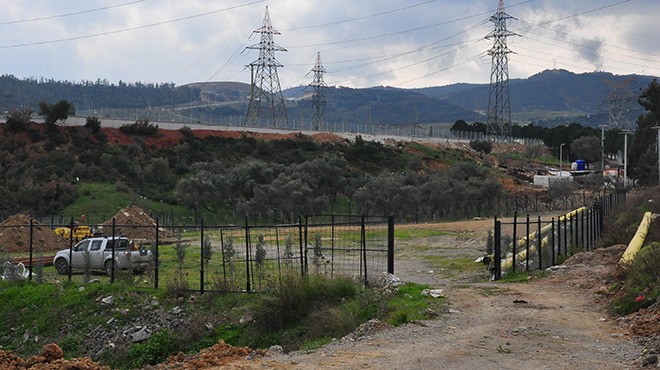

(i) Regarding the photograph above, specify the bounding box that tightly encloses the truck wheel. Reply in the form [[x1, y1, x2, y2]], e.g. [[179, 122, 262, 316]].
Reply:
[[105, 260, 113, 277], [54, 258, 69, 275]]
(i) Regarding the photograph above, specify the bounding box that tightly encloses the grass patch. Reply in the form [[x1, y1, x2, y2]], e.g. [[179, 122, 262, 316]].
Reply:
[[386, 283, 444, 325], [421, 256, 485, 277], [1, 271, 441, 369], [476, 286, 513, 296], [499, 270, 547, 283]]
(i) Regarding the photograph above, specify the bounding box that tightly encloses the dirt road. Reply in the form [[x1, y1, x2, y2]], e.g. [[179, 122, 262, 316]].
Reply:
[[234, 220, 645, 369]]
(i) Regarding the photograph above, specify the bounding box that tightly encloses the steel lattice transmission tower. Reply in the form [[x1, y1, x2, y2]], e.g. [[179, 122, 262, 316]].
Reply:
[[309, 51, 328, 130], [485, 0, 517, 141], [246, 6, 287, 127], [603, 77, 637, 131]]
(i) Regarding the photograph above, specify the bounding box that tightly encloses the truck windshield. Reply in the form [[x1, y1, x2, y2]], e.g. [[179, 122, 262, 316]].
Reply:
[[107, 239, 129, 250]]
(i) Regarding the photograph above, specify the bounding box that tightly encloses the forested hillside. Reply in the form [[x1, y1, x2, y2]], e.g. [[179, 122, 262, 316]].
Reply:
[[0, 121, 505, 222], [0, 69, 655, 127]]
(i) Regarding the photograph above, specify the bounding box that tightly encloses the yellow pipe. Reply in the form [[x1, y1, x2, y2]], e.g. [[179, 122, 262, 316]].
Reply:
[[497, 207, 588, 271], [619, 212, 653, 265], [512, 207, 586, 250]]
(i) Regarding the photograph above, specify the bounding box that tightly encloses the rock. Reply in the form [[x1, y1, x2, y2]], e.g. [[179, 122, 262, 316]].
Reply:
[[171, 306, 183, 315], [641, 354, 657, 366], [130, 327, 151, 343], [41, 343, 64, 362], [448, 309, 461, 314], [101, 296, 114, 306], [267, 345, 284, 355], [421, 289, 445, 298]]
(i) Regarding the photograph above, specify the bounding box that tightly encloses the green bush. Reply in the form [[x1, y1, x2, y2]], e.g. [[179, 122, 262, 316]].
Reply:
[[120, 119, 159, 136], [469, 140, 492, 154], [124, 330, 177, 368], [613, 243, 660, 315], [256, 274, 358, 331]]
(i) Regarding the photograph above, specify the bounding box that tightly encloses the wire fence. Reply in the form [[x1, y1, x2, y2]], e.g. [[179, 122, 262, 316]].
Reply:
[[0, 215, 394, 293], [71, 111, 544, 146], [491, 191, 627, 279], [25, 191, 596, 228]]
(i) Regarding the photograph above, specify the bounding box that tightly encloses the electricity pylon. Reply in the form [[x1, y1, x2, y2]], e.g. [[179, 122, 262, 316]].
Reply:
[[309, 51, 327, 130], [485, 0, 517, 141], [602, 77, 636, 131], [245, 6, 288, 127]]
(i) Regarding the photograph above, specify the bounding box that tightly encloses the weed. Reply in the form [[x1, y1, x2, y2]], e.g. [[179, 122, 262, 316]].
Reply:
[[166, 235, 190, 295], [83, 250, 92, 284], [612, 243, 660, 315], [255, 234, 266, 286], [123, 330, 177, 369]]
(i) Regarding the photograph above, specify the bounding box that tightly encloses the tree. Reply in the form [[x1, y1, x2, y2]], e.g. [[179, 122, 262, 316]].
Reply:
[[450, 119, 470, 132], [570, 135, 601, 168], [38, 100, 74, 128], [5, 107, 32, 131], [85, 116, 101, 133], [631, 79, 660, 184]]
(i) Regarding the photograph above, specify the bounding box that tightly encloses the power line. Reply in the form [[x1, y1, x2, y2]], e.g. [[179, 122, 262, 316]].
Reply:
[[0, 0, 150, 26], [0, 0, 266, 49], [284, 0, 441, 31]]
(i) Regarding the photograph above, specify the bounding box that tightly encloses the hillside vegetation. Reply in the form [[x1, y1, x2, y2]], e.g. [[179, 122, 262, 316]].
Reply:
[[0, 121, 507, 223]]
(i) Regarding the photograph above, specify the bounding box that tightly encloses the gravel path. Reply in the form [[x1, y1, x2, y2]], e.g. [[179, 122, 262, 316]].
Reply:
[[231, 220, 645, 370]]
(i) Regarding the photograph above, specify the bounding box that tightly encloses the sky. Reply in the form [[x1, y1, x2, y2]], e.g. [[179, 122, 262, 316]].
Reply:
[[0, 0, 658, 89]]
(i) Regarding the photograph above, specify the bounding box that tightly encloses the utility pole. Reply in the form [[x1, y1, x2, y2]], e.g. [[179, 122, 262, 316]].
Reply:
[[245, 7, 288, 127], [485, 0, 517, 142], [598, 124, 608, 171], [621, 130, 632, 187], [309, 51, 327, 131], [653, 125, 660, 185], [560, 143, 565, 177]]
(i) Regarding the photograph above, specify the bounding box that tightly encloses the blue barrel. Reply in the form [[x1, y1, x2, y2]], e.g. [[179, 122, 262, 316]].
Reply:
[[575, 159, 586, 170]]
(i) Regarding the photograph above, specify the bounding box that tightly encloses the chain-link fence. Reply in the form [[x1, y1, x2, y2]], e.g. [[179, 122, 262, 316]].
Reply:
[[0, 215, 394, 293]]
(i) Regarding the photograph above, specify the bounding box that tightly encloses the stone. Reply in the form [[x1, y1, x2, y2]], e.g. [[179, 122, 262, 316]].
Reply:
[[131, 327, 151, 343]]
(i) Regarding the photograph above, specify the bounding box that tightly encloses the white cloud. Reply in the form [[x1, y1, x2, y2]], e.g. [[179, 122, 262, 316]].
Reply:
[[0, 0, 657, 87]]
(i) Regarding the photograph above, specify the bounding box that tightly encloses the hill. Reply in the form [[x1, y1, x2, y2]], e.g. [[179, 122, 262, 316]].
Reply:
[[414, 69, 655, 126], [0, 69, 656, 127]]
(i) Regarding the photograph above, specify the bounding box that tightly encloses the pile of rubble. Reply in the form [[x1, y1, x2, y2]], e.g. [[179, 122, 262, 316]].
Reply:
[[0, 214, 69, 253], [101, 205, 174, 241], [0, 343, 108, 369], [147, 340, 264, 369]]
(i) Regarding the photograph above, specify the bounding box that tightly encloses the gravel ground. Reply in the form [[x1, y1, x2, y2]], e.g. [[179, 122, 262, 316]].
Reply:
[[235, 220, 650, 370]]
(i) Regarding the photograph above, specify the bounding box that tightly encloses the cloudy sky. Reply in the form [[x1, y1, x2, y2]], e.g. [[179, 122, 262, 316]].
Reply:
[[0, 0, 658, 89]]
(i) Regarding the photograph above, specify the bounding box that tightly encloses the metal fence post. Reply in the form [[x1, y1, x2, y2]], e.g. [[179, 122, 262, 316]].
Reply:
[[387, 215, 395, 275], [525, 214, 530, 272], [298, 216, 305, 277], [581, 209, 585, 251], [494, 217, 501, 280], [244, 216, 251, 293], [550, 217, 557, 266], [155, 217, 159, 289], [537, 216, 542, 270], [29, 219, 34, 281], [200, 219, 205, 295], [111, 218, 116, 283], [67, 217, 74, 282], [361, 214, 368, 287], [304, 216, 309, 275], [220, 229, 227, 288], [512, 212, 517, 272]]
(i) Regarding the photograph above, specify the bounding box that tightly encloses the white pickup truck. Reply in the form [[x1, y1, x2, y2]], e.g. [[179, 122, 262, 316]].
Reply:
[[53, 236, 152, 276]]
